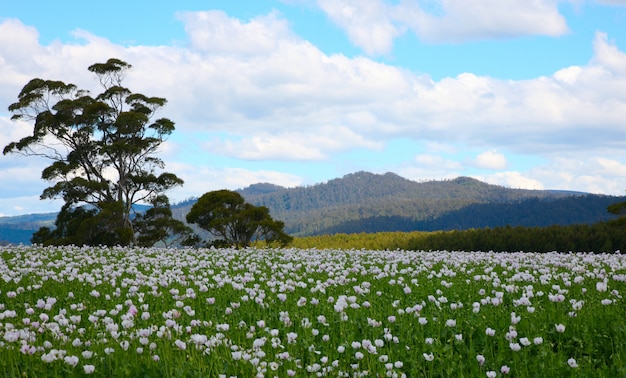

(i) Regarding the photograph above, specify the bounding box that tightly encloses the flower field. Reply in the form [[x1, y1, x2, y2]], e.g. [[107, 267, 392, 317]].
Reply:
[[1, 246, 625, 377]]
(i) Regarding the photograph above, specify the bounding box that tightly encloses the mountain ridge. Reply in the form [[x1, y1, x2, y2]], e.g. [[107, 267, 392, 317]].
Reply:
[[1, 171, 622, 244]]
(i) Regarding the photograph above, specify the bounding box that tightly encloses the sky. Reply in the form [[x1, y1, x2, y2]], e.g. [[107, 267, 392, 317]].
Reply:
[[1, 0, 626, 216]]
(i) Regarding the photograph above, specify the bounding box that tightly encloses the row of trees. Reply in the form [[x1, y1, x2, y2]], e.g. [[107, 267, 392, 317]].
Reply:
[[405, 222, 626, 253], [4, 59, 290, 248], [289, 221, 626, 253]]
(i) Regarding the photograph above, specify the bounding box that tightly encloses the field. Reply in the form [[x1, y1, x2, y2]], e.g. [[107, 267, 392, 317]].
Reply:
[[1, 246, 625, 377]]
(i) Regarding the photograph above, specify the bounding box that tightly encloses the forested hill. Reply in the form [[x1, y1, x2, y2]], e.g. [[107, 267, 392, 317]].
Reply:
[[234, 171, 623, 236], [2, 171, 624, 244]]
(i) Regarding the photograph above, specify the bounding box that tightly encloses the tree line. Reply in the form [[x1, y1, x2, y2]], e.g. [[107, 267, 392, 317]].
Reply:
[[288, 220, 626, 253]]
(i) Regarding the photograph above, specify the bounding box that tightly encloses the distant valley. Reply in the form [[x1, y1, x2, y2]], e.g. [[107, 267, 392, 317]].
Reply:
[[2, 171, 624, 245]]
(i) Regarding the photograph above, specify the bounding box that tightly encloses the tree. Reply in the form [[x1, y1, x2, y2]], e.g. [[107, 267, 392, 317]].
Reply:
[[4, 58, 183, 245], [133, 195, 200, 247], [30, 201, 132, 246], [186, 190, 293, 248]]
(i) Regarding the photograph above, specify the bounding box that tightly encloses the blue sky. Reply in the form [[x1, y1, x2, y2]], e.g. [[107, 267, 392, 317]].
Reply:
[[1, 0, 626, 216]]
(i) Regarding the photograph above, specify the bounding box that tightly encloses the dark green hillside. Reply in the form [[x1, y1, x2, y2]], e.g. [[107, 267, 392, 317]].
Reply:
[[238, 172, 592, 236], [316, 195, 624, 235]]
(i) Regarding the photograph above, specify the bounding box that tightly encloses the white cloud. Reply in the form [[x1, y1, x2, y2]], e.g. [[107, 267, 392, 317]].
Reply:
[[477, 171, 545, 190], [414, 153, 463, 170], [166, 164, 303, 203], [316, 0, 569, 52], [176, 10, 295, 56], [205, 126, 382, 161], [316, 0, 403, 54], [4, 14, 620, 161], [592, 32, 626, 75], [402, 0, 569, 43], [472, 150, 507, 170], [2, 13, 626, 215], [522, 156, 626, 195], [0, 195, 63, 216]]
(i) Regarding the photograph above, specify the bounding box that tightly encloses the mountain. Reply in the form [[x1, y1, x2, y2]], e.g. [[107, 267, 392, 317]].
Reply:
[[0, 212, 56, 245], [235, 171, 621, 236], [1, 171, 623, 244]]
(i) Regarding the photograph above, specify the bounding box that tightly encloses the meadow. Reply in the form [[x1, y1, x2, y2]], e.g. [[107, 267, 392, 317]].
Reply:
[[1, 245, 625, 377]]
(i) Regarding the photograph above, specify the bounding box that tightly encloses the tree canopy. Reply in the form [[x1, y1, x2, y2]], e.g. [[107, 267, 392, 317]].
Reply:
[[186, 190, 292, 248], [4, 58, 184, 246]]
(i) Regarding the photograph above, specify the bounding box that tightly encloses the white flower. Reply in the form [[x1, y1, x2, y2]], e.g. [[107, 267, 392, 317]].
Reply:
[[533, 337, 543, 345], [520, 337, 531, 346], [287, 332, 298, 344], [510, 342, 521, 352], [445, 319, 456, 327], [596, 282, 607, 292], [174, 339, 186, 350], [568, 358, 578, 368], [501, 365, 510, 374], [486, 371, 497, 378], [555, 324, 566, 333], [64, 355, 79, 367], [476, 354, 485, 366], [83, 365, 95, 374], [423, 353, 434, 361], [485, 328, 496, 336]]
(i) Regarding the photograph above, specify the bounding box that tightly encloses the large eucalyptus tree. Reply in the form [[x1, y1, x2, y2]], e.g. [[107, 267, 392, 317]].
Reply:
[[4, 58, 183, 245]]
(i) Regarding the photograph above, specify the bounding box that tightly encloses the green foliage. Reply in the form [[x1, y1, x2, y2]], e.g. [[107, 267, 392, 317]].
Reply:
[[133, 195, 200, 247], [186, 190, 292, 248], [405, 222, 626, 253], [31, 202, 132, 246], [4, 58, 183, 246]]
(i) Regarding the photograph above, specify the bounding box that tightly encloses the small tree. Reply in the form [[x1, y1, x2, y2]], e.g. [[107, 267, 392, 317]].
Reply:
[[186, 190, 292, 248], [133, 195, 200, 247], [4, 58, 183, 245]]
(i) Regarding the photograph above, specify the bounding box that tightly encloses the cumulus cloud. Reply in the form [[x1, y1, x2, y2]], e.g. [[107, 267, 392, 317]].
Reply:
[[316, 0, 569, 52], [472, 150, 507, 170], [2, 11, 626, 213], [205, 126, 382, 161], [166, 164, 303, 202], [176, 10, 295, 56], [316, 0, 403, 55], [478, 171, 544, 190], [399, 0, 569, 43]]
